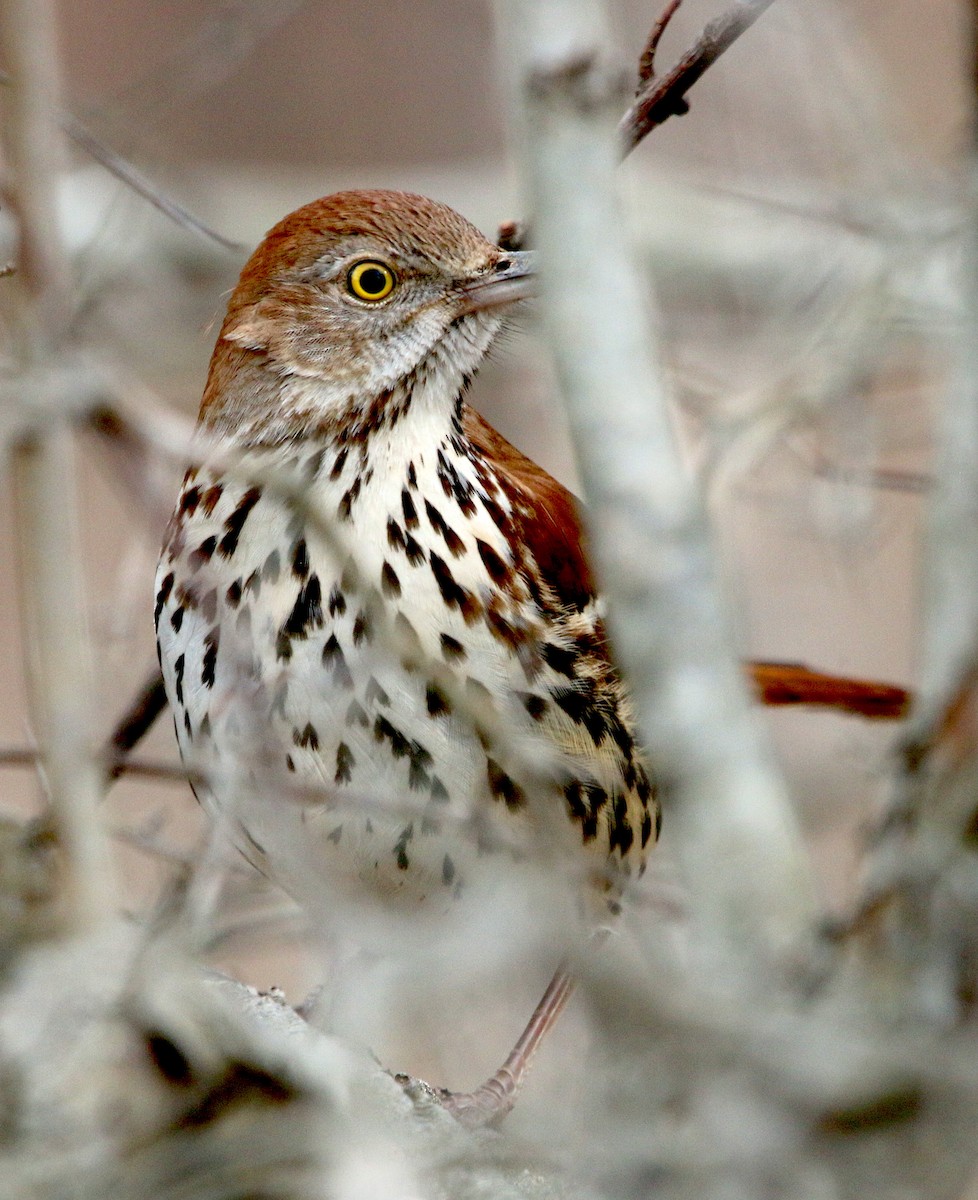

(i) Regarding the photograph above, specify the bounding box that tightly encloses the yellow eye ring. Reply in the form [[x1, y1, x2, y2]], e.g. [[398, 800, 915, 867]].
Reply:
[[347, 260, 396, 302]]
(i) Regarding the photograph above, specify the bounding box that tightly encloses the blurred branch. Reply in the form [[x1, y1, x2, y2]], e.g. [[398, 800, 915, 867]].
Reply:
[[0, 66, 242, 251], [500, 0, 816, 974], [620, 0, 778, 155], [0, 0, 112, 929], [104, 671, 170, 778], [751, 662, 910, 720]]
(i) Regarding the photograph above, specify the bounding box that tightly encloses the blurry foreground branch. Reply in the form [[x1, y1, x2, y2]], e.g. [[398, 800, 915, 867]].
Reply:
[[0, 0, 111, 930], [501, 0, 815, 974]]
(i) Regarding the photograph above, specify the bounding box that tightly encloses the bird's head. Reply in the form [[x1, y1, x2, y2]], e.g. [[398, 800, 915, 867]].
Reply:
[[200, 190, 534, 443]]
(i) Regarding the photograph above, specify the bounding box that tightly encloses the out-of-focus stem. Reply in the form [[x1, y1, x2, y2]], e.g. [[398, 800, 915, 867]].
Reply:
[[0, 0, 111, 930]]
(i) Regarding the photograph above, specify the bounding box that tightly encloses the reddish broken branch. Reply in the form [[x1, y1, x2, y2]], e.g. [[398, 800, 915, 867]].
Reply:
[[750, 662, 910, 721]]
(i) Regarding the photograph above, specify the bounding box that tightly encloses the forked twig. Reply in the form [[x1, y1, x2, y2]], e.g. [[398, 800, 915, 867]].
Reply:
[[637, 0, 685, 87], [621, 0, 778, 155]]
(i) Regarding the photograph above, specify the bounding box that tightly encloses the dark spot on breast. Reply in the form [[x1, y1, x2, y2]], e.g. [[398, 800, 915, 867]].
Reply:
[[542, 641, 577, 678], [393, 823, 413, 870], [401, 488, 419, 529], [564, 781, 600, 842], [179, 487, 201, 517], [352, 611, 372, 645], [440, 633, 466, 662], [330, 446, 349, 480], [523, 693, 547, 720], [291, 538, 309, 579], [403, 532, 425, 565], [486, 758, 525, 810], [442, 854, 455, 886], [552, 682, 606, 745], [276, 629, 293, 661], [387, 517, 406, 552], [218, 488, 261, 558], [201, 628, 219, 688], [328, 585, 346, 616], [293, 723, 320, 751], [200, 483, 223, 515], [608, 793, 634, 856], [173, 653, 185, 705], [346, 699, 369, 727], [283, 574, 324, 638], [381, 561, 401, 598], [243, 569, 261, 598], [436, 449, 476, 514], [327, 824, 343, 844], [476, 539, 510, 584], [430, 776, 449, 803], [338, 478, 362, 520], [286, 754, 295, 772], [426, 683, 450, 716], [170, 606, 185, 632], [155, 572, 174, 624], [486, 608, 523, 653], [481, 492, 507, 530], [199, 712, 212, 737], [429, 552, 480, 623], [335, 742, 354, 783], [408, 741, 433, 791], [374, 715, 409, 759], [407, 461, 418, 489], [425, 500, 466, 556], [225, 579, 242, 608], [640, 810, 653, 848], [183, 710, 192, 737]]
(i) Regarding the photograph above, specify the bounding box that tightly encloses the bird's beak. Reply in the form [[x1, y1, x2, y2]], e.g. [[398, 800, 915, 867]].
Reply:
[[456, 250, 536, 316]]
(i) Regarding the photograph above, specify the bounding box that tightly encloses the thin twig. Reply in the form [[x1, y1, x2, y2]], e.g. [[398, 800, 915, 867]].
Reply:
[[637, 0, 684, 87], [620, 0, 778, 155], [0, 66, 243, 251]]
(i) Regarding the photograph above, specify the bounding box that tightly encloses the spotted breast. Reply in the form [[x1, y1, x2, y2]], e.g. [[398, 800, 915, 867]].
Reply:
[[154, 189, 658, 942]]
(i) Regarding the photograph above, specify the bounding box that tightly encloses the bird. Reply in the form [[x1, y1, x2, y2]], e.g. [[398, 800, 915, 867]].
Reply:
[[154, 189, 659, 1125]]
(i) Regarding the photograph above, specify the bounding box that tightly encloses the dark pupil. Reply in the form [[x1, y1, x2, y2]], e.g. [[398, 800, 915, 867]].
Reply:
[[359, 267, 387, 295]]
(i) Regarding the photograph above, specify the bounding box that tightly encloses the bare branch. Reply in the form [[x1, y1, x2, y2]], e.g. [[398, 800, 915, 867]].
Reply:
[[620, 0, 778, 155]]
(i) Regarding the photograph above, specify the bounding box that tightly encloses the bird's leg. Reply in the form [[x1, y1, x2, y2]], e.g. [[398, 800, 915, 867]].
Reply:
[[436, 962, 577, 1129]]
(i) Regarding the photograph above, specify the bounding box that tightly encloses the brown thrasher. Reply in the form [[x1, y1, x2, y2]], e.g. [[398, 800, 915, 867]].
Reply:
[[155, 190, 659, 1125]]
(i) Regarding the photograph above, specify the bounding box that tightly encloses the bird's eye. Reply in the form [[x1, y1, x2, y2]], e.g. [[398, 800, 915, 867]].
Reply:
[[347, 260, 396, 302]]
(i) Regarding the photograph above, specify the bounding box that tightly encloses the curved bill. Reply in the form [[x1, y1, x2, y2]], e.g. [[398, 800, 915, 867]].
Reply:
[[456, 249, 536, 316]]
